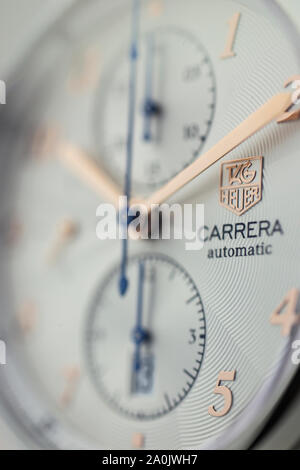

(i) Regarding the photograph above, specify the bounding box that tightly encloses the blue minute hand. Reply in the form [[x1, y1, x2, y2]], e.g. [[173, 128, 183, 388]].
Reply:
[[119, 0, 140, 296]]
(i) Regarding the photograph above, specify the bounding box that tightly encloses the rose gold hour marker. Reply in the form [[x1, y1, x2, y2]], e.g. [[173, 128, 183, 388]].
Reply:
[[148, 0, 163, 17], [7, 219, 23, 246], [68, 47, 101, 93], [221, 12, 241, 59], [31, 125, 60, 160], [47, 219, 79, 263], [132, 432, 145, 449], [60, 366, 80, 407], [277, 75, 300, 123], [270, 288, 300, 337], [17, 300, 37, 333], [208, 370, 236, 417]]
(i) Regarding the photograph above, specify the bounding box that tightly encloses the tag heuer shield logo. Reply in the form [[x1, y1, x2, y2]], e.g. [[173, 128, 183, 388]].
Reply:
[[220, 156, 263, 216]]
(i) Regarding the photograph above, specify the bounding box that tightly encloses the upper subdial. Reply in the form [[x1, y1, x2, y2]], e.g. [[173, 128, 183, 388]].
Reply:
[[94, 27, 216, 191]]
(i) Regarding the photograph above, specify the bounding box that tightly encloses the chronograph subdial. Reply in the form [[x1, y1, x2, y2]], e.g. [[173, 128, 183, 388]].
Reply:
[[94, 27, 216, 190], [85, 253, 206, 420]]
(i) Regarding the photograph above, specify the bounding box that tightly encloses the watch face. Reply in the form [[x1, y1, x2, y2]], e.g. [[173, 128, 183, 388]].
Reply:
[[0, 0, 299, 450]]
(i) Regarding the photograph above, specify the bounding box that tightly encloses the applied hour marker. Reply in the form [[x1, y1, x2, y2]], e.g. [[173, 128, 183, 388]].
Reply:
[[47, 219, 79, 264], [148, 0, 163, 17], [60, 366, 80, 407], [17, 300, 37, 333], [270, 288, 300, 336], [221, 12, 241, 60], [208, 370, 236, 417], [132, 433, 145, 449], [68, 46, 101, 94]]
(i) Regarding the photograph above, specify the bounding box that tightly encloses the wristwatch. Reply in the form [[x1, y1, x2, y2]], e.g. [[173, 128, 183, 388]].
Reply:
[[0, 0, 299, 450]]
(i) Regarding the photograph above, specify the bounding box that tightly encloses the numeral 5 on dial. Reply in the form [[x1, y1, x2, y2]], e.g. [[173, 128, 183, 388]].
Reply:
[[208, 370, 236, 417]]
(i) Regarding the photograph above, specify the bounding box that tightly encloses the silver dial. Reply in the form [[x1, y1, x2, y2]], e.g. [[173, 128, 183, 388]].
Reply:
[[0, 0, 299, 451]]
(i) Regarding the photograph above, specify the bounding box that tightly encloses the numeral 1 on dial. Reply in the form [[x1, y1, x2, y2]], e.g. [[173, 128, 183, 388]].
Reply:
[[270, 288, 300, 336], [221, 13, 241, 59], [208, 370, 236, 417]]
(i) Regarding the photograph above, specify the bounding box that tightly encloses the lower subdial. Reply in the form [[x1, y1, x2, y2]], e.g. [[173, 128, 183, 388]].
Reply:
[[85, 253, 206, 420]]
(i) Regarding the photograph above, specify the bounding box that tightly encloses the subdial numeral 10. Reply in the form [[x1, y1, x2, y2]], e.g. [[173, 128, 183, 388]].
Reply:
[[208, 370, 236, 417]]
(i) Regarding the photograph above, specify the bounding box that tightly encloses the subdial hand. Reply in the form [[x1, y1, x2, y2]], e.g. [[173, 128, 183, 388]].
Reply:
[[142, 33, 161, 141], [131, 260, 149, 392]]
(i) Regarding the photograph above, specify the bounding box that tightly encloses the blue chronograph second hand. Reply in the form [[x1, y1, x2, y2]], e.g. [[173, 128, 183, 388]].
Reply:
[[119, 0, 140, 296]]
